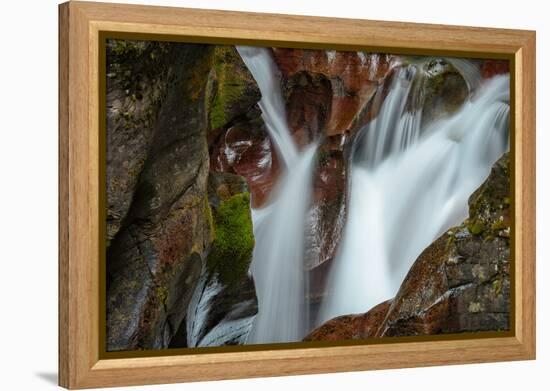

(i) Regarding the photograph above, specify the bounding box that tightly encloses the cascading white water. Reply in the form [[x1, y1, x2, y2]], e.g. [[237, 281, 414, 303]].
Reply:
[[236, 46, 298, 168], [319, 67, 510, 324], [236, 46, 318, 343]]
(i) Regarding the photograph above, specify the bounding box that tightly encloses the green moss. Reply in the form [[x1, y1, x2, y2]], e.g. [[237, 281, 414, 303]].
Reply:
[[467, 219, 485, 235], [187, 46, 216, 102], [207, 192, 254, 287], [210, 47, 247, 130], [492, 278, 503, 295], [203, 194, 215, 243], [156, 286, 168, 307]]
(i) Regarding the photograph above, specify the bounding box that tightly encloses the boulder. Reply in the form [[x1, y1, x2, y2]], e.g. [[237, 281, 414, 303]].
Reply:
[[304, 300, 391, 342]]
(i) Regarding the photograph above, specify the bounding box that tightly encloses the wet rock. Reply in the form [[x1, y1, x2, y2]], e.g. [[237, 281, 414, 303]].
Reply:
[[305, 139, 348, 271], [106, 43, 216, 351], [305, 300, 391, 341], [183, 172, 258, 347], [106, 40, 185, 244], [209, 107, 281, 208], [304, 138, 349, 324], [283, 71, 333, 147], [273, 49, 397, 136]]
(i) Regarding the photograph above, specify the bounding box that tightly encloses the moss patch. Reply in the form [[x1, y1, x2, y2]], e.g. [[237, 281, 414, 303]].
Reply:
[[155, 286, 168, 307], [207, 192, 255, 286], [208, 47, 259, 130]]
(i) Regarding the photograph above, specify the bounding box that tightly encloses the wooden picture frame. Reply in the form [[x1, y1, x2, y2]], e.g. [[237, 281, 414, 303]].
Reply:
[[59, 1, 536, 389]]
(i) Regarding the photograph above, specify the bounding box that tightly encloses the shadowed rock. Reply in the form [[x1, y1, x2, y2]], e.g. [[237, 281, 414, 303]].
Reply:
[[106, 42, 216, 351]]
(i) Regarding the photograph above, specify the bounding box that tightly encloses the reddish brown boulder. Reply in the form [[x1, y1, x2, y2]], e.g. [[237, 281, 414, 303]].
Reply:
[[209, 110, 282, 208], [304, 300, 392, 341]]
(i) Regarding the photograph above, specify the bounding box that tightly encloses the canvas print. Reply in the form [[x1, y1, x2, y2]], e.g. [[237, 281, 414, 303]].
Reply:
[[105, 40, 510, 352]]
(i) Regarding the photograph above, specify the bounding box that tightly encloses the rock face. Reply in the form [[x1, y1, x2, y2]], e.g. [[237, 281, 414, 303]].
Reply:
[[183, 172, 257, 347], [106, 42, 258, 351], [273, 49, 397, 138], [106, 41, 181, 244], [306, 153, 511, 341]]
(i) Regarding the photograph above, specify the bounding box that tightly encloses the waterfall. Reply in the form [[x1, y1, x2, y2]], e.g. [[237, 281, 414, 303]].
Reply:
[[237, 46, 318, 343], [236, 46, 298, 168], [319, 68, 510, 324], [354, 65, 424, 168]]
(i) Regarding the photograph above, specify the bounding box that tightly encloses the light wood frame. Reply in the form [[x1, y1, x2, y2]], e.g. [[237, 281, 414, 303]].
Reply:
[[59, 1, 536, 389]]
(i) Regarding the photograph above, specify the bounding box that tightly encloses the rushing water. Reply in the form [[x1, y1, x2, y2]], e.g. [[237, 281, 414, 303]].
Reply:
[[235, 47, 509, 339], [237, 46, 318, 343], [319, 67, 510, 324]]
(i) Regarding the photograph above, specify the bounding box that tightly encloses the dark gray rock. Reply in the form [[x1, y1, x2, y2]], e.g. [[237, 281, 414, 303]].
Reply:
[[106, 42, 216, 351]]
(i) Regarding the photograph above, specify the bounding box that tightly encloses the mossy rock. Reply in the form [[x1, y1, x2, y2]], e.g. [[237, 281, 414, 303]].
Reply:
[[208, 46, 261, 130], [467, 153, 510, 239], [207, 191, 255, 287]]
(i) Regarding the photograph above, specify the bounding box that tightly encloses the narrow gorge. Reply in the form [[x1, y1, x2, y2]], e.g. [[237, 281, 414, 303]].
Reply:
[[105, 40, 511, 351]]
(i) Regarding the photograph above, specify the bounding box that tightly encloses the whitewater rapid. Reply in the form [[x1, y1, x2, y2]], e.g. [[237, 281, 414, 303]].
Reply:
[[319, 69, 509, 323]]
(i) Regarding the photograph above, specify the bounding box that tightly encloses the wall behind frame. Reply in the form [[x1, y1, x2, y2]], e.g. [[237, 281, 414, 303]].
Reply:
[[0, 0, 545, 390]]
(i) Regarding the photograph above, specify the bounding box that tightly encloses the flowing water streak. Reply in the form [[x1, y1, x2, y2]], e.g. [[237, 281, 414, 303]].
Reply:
[[319, 69, 510, 324], [237, 46, 318, 343], [446, 57, 483, 94]]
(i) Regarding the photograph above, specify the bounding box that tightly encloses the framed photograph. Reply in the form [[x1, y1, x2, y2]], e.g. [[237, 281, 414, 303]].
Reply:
[[59, 1, 536, 389]]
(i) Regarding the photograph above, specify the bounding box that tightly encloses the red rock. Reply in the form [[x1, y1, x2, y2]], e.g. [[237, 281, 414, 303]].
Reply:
[[210, 118, 281, 208], [480, 60, 509, 79], [304, 300, 392, 341], [273, 48, 398, 137]]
